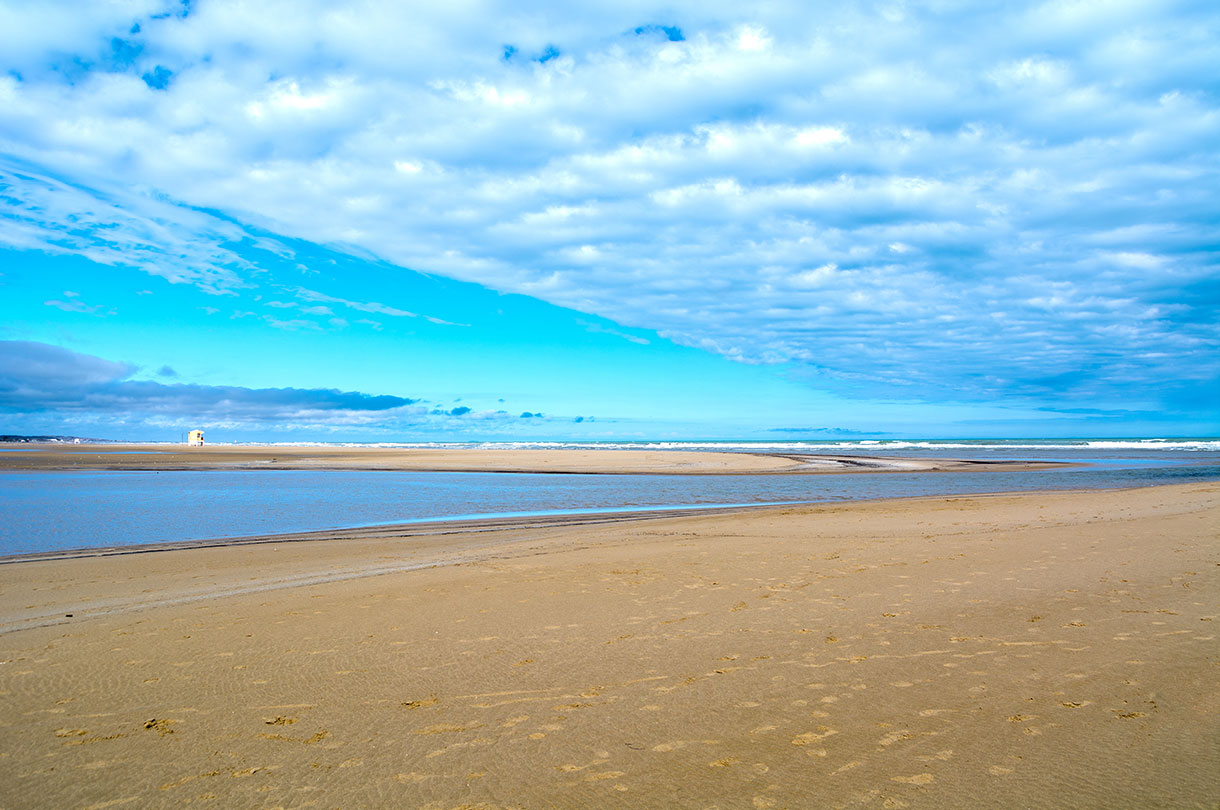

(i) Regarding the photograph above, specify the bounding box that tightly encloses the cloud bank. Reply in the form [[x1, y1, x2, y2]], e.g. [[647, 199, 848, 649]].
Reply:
[[0, 341, 572, 437], [1, 1, 1217, 409], [0, 341, 422, 426]]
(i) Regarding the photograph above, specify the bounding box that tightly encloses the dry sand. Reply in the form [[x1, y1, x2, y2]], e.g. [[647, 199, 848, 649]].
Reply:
[[0, 443, 1059, 475], [0, 483, 1217, 809]]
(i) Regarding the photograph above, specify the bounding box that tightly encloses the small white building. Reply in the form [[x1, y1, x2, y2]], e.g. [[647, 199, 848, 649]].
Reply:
[[187, 429, 204, 446]]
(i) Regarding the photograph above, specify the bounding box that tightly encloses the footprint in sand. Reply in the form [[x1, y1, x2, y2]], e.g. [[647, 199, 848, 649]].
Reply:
[[891, 773, 934, 785], [394, 772, 435, 784], [143, 718, 176, 735], [877, 730, 917, 747], [791, 728, 837, 746]]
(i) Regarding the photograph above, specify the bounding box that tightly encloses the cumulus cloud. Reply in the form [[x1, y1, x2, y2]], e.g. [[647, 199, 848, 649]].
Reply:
[[1, 1, 1217, 407]]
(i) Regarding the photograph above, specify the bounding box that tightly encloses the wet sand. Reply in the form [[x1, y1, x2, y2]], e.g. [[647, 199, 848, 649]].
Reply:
[[0, 443, 1061, 474], [1, 483, 1217, 809]]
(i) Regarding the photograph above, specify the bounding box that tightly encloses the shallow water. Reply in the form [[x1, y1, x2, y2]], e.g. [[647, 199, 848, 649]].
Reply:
[[2, 455, 1218, 555]]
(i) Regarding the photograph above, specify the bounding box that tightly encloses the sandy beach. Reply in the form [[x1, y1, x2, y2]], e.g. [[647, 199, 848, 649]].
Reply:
[[0, 480, 1216, 809], [0, 444, 1062, 475]]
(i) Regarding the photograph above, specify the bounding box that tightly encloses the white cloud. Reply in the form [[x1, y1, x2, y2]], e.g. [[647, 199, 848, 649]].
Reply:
[[291, 287, 417, 318], [43, 291, 113, 316], [0, 0, 1216, 404], [736, 25, 770, 52]]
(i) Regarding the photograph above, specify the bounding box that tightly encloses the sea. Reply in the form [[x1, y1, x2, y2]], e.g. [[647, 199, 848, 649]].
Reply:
[[1, 438, 1218, 556]]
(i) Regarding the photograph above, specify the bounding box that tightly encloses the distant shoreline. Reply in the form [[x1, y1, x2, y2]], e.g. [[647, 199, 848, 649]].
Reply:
[[0, 442, 1070, 475]]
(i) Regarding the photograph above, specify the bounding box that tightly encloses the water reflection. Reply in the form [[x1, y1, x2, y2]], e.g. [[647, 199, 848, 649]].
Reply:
[[3, 459, 1219, 555]]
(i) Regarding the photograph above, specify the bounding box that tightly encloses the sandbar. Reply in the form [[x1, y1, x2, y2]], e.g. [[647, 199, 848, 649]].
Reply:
[[0, 482, 1216, 808], [0, 443, 1063, 474]]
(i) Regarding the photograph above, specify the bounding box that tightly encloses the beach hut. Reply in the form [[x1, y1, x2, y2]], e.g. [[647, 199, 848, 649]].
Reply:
[[187, 429, 205, 446]]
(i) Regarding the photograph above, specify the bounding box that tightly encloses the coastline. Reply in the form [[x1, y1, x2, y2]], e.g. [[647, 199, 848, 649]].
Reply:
[[0, 443, 1068, 474], [1, 482, 1216, 808]]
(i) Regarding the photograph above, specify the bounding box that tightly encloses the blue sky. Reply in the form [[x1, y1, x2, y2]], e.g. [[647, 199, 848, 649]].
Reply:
[[1, 0, 1217, 440]]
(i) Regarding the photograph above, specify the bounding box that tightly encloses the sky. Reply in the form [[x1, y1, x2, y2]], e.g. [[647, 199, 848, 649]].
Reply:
[[1, 0, 1217, 441]]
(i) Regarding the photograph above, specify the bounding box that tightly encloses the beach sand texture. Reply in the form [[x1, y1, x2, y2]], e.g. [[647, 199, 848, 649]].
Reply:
[[0, 444, 1058, 474], [0, 483, 1217, 809]]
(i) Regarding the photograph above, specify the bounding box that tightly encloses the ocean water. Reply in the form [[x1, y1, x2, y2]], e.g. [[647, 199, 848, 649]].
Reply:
[[1, 439, 1218, 555]]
